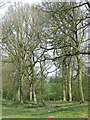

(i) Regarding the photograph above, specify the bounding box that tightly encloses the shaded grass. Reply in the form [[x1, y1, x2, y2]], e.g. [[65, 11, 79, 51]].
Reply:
[[25, 105, 42, 108], [2, 99, 88, 118]]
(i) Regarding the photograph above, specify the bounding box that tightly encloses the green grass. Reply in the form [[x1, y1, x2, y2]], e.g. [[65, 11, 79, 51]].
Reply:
[[2, 99, 88, 118]]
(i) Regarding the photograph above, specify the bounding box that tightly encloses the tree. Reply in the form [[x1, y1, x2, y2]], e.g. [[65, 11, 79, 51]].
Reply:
[[2, 3, 47, 104], [2, 3, 32, 103], [40, 1, 89, 102]]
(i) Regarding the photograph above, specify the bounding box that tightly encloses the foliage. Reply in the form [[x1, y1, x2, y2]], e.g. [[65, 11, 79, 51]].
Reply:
[[2, 63, 18, 100]]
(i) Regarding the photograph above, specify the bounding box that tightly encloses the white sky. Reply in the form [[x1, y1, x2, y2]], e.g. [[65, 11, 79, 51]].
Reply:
[[0, 0, 85, 19], [0, 0, 42, 19], [10, 0, 42, 4]]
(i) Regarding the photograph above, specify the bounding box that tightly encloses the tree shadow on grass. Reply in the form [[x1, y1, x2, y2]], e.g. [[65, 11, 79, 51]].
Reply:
[[24, 105, 42, 108], [48, 104, 88, 114]]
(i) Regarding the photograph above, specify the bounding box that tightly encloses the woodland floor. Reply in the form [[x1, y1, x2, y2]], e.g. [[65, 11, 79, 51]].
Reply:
[[2, 99, 88, 118]]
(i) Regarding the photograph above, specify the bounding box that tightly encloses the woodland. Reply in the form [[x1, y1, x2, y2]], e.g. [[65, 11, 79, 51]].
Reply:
[[1, 0, 90, 118]]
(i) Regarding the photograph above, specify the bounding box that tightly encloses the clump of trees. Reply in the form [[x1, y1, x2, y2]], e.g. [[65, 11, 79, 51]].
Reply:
[[2, 1, 89, 104]]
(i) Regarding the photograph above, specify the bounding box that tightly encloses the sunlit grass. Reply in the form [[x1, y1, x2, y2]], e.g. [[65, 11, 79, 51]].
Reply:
[[2, 99, 88, 118]]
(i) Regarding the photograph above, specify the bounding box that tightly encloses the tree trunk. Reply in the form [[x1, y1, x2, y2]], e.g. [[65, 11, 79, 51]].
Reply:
[[68, 60, 72, 101], [40, 61, 45, 103], [33, 87, 37, 105], [30, 84, 32, 101], [62, 63, 66, 101], [20, 74, 24, 103], [17, 86, 20, 102], [77, 55, 84, 102], [20, 86, 24, 103], [65, 65, 68, 100]]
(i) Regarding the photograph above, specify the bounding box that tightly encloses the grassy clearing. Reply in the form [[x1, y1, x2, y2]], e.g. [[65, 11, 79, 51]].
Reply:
[[2, 99, 88, 118]]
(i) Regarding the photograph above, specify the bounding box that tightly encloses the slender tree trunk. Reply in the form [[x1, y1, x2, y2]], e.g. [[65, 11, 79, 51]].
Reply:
[[68, 60, 72, 101], [20, 74, 24, 103], [30, 51, 37, 104], [62, 63, 66, 101], [65, 65, 68, 100], [40, 60, 45, 104], [17, 86, 20, 102], [30, 84, 32, 101], [41, 76, 44, 104], [20, 86, 24, 103], [71, 59, 74, 97], [32, 67, 37, 105], [77, 55, 84, 102], [33, 86, 37, 105], [28, 70, 33, 101]]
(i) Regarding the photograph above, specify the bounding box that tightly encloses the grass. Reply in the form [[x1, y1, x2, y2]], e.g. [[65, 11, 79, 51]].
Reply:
[[2, 99, 88, 118]]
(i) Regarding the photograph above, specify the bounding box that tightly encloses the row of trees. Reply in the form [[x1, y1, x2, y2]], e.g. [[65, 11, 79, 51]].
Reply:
[[2, 1, 89, 104]]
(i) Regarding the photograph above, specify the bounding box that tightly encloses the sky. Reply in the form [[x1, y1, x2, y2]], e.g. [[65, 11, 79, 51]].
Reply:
[[0, 0, 84, 19], [0, 0, 40, 19]]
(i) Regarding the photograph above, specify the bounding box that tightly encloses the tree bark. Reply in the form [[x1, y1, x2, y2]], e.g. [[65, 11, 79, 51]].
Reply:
[[65, 65, 68, 100], [62, 63, 66, 101], [40, 61, 45, 102], [20, 74, 24, 103], [20, 86, 24, 103], [30, 84, 32, 101], [17, 86, 20, 102], [31, 64, 37, 105], [68, 59, 72, 101], [33, 87, 37, 105], [77, 55, 84, 102]]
